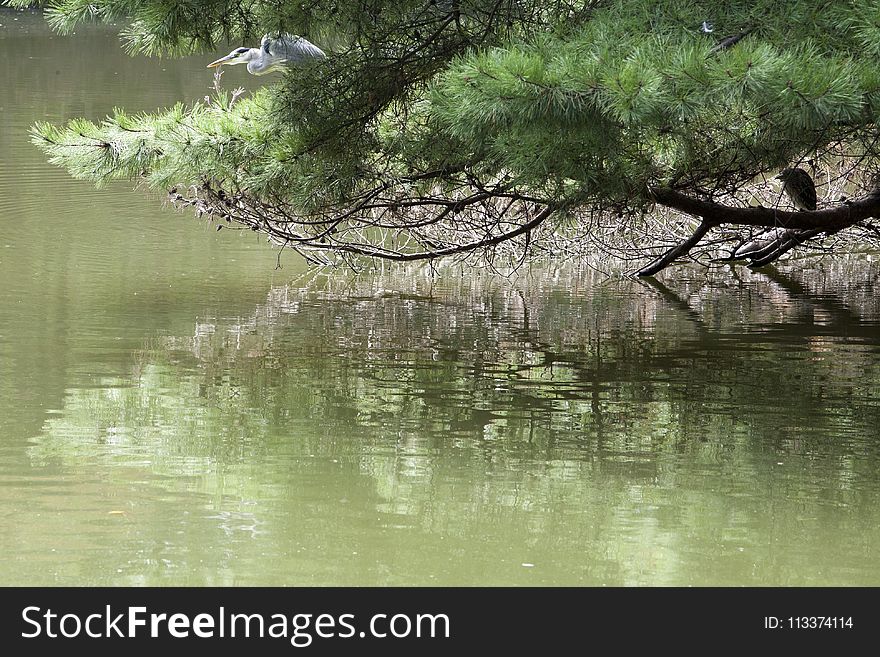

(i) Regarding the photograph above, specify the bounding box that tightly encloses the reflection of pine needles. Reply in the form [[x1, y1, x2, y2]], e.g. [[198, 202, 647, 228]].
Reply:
[[155, 259, 880, 379]]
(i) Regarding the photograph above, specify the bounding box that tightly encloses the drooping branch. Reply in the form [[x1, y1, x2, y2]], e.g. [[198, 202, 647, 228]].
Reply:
[[650, 187, 880, 230], [304, 204, 556, 262], [176, 173, 556, 265], [747, 228, 825, 267], [637, 220, 716, 276], [637, 187, 880, 276]]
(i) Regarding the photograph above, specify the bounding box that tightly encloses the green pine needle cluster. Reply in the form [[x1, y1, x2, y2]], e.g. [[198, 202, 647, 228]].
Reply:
[[9, 0, 880, 261]]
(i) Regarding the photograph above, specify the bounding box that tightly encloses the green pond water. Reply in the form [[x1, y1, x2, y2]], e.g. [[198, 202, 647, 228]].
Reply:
[[2, 12, 880, 586]]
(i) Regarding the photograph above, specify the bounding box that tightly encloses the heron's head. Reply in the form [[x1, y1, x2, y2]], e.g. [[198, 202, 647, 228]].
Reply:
[[207, 47, 254, 69]]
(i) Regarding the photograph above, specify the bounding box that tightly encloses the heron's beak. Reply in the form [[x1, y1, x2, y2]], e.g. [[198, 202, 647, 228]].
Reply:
[[207, 54, 236, 68]]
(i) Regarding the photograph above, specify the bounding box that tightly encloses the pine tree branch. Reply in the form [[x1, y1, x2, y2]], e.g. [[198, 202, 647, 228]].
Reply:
[[315, 204, 556, 262], [650, 186, 880, 231], [636, 219, 715, 277], [637, 188, 880, 275], [747, 228, 825, 267]]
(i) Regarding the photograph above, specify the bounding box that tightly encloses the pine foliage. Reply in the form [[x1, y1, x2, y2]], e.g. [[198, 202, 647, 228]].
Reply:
[[10, 0, 880, 265]]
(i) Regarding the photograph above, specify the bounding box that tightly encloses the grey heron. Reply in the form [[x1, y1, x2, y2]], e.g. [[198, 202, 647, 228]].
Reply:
[[207, 33, 326, 75]]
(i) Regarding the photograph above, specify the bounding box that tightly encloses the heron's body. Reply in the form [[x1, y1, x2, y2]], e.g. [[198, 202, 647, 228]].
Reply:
[[208, 33, 326, 75]]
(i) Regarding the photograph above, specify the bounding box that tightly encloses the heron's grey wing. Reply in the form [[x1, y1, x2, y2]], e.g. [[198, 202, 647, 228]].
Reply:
[[273, 34, 326, 62]]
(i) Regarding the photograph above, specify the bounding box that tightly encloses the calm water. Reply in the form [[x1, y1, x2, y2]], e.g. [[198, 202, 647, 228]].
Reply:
[[2, 12, 880, 586]]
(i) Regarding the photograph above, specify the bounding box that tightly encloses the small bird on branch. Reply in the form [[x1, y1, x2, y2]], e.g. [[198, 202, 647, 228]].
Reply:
[[776, 167, 817, 211], [728, 168, 818, 261]]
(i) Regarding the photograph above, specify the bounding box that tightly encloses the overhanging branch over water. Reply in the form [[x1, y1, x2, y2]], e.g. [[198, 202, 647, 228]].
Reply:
[[638, 187, 880, 276]]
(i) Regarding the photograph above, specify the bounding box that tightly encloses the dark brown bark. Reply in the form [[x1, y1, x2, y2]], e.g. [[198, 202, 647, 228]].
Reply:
[[747, 228, 825, 267], [637, 220, 715, 276], [650, 187, 880, 230], [637, 187, 880, 276]]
